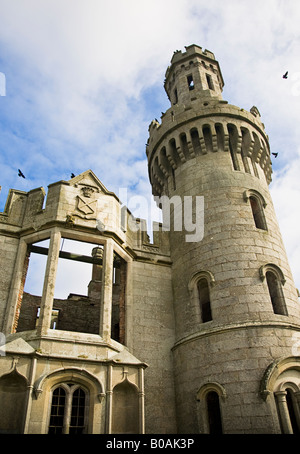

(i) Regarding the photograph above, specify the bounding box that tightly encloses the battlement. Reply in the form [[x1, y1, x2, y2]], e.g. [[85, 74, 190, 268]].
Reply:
[[164, 44, 224, 107], [0, 170, 170, 256], [169, 44, 216, 66]]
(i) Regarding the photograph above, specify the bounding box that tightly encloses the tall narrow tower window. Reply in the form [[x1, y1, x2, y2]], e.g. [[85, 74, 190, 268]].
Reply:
[[206, 74, 214, 90], [174, 88, 178, 104], [206, 391, 223, 434], [266, 271, 287, 315], [187, 75, 194, 90], [249, 196, 267, 230], [197, 278, 212, 323]]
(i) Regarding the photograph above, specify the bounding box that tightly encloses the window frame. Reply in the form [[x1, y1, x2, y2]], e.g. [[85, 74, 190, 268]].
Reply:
[[259, 264, 288, 316], [48, 383, 89, 434], [243, 189, 268, 231], [188, 270, 215, 324], [196, 382, 226, 434]]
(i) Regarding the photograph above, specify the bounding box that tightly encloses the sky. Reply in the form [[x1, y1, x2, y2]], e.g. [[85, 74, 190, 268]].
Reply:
[[0, 0, 300, 295]]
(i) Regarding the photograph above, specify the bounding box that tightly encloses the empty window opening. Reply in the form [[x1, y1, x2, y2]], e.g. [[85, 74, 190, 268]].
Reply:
[[206, 74, 214, 90], [266, 271, 287, 316], [15, 239, 49, 333], [249, 196, 267, 230], [187, 75, 195, 90], [17, 239, 105, 335], [174, 88, 178, 104], [111, 253, 127, 344], [198, 278, 212, 323], [48, 385, 87, 434], [206, 391, 222, 434], [53, 239, 103, 334], [35, 307, 59, 329]]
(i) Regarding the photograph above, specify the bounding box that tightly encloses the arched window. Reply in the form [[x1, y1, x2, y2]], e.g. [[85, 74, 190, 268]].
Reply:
[[197, 278, 212, 323], [261, 358, 300, 433], [266, 271, 287, 315], [189, 271, 215, 324], [243, 189, 267, 231], [48, 384, 88, 434], [286, 388, 300, 434], [249, 196, 267, 230], [206, 391, 223, 434], [196, 382, 226, 434], [259, 264, 287, 315]]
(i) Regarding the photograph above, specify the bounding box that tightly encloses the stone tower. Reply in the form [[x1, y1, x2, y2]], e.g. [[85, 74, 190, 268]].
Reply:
[[146, 45, 300, 433]]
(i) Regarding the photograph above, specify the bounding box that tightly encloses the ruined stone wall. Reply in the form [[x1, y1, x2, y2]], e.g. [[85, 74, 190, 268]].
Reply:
[[130, 260, 177, 433]]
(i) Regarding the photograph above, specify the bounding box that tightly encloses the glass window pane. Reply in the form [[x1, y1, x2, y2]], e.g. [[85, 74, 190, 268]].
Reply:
[[48, 387, 66, 434]]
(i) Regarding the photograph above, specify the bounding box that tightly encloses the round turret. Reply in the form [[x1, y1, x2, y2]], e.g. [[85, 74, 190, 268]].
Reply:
[[146, 46, 300, 434]]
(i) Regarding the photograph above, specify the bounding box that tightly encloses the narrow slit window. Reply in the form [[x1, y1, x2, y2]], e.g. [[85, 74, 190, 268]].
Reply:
[[266, 271, 287, 315], [174, 88, 178, 104], [35, 307, 60, 329], [250, 196, 267, 230], [197, 278, 212, 323], [206, 391, 222, 434], [206, 74, 214, 90], [187, 75, 194, 90]]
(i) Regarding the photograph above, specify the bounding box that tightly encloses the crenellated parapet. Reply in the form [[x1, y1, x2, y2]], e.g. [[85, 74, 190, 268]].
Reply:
[[147, 98, 272, 197], [0, 170, 170, 257]]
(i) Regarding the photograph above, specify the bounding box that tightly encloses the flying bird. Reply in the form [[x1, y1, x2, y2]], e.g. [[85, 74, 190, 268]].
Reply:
[[272, 153, 278, 158], [18, 169, 25, 178], [283, 71, 288, 79], [71, 173, 75, 178]]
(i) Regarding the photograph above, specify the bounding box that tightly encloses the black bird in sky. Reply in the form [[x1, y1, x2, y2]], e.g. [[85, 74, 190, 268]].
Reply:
[[18, 169, 25, 178], [272, 153, 278, 158], [71, 173, 75, 178], [283, 71, 288, 79]]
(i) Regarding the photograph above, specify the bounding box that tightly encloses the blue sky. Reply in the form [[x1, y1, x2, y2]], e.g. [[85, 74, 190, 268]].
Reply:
[[0, 0, 300, 292]]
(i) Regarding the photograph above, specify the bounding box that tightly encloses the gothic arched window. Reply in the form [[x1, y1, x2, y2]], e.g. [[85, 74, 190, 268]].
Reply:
[[48, 384, 88, 434]]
